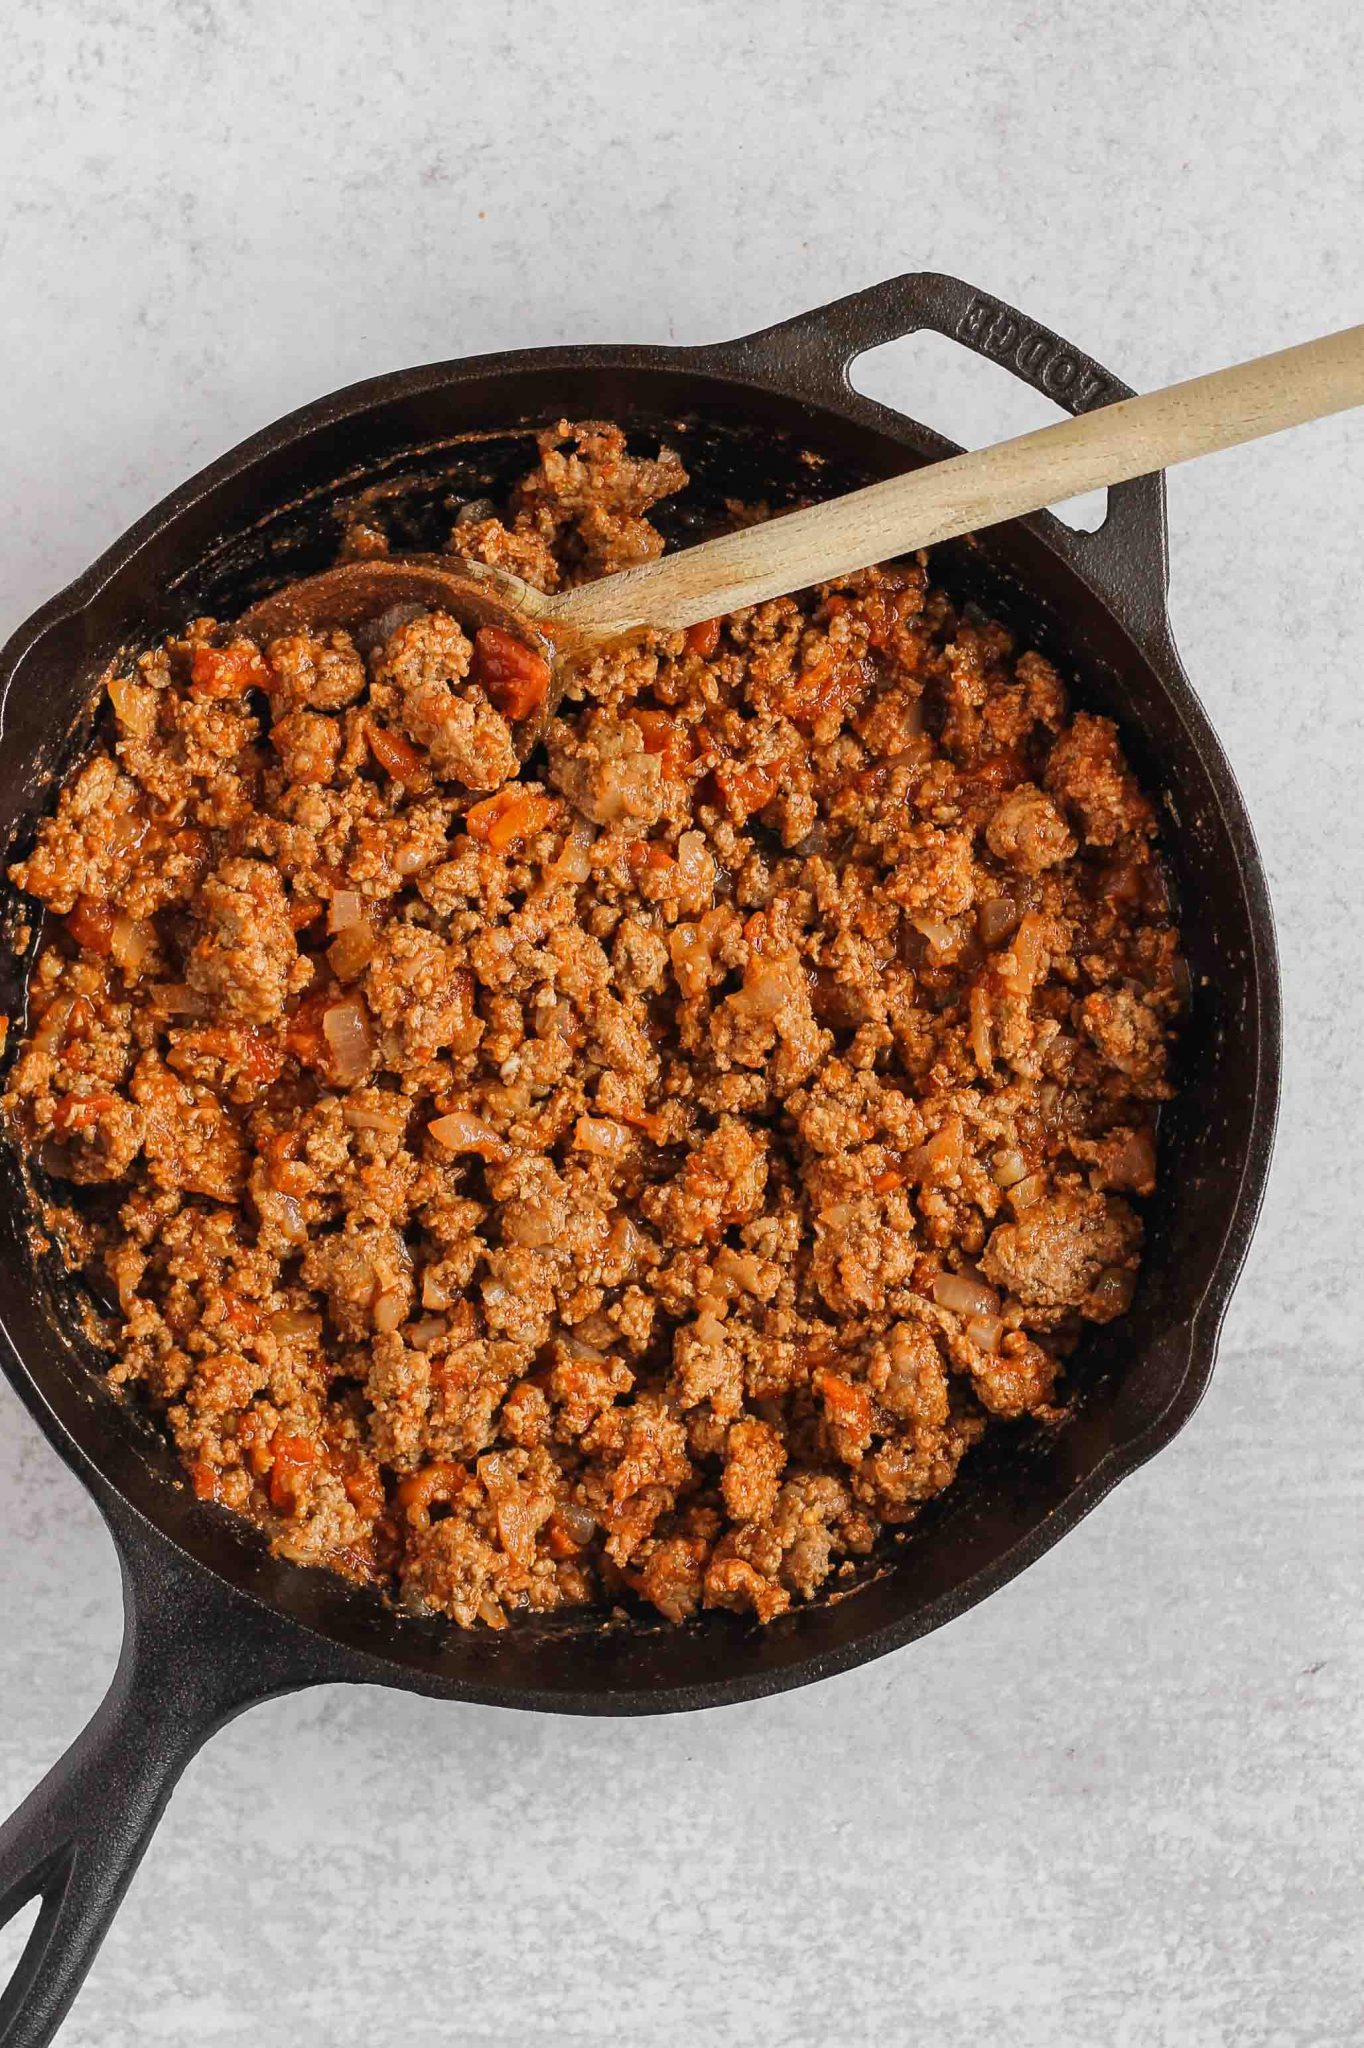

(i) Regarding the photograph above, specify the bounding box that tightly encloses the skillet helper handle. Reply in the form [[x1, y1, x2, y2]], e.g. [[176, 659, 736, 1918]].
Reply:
[[0, 1504, 331, 2048], [727, 269, 1172, 634]]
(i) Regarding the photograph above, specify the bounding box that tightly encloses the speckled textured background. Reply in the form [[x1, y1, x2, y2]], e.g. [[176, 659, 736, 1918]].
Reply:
[[2, 3, 1362, 2042]]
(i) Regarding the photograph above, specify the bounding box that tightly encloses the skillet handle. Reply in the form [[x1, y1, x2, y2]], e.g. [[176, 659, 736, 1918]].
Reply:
[[725, 271, 1171, 637], [0, 1499, 335, 2048]]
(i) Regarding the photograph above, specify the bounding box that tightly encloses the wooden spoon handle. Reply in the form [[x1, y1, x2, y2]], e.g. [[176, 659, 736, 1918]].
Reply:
[[550, 323, 1364, 640]]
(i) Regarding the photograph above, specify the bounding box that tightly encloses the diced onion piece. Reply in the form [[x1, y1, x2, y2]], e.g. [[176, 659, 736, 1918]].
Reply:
[[271, 1191, 307, 1245], [427, 1108, 509, 1159], [107, 812, 149, 854], [931, 1271, 1001, 1319], [407, 1315, 446, 1350], [965, 1313, 1004, 1354], [572, 1115, 630, 1159], [913, 917, 955, 955], [669, 922, 713, 1000], [548, 815, 595, 884], [327, 922, 376, 981], [421, 1269, 452, 1310], [146, 983, 204, 1017], [713, 1247, 767, 1297], [1110, 1127, 1157, 1190], [554, 1499, 597, 1546], [106, 673, 143, 727], [322, 997, 374, 1083], [1009, 1172, 1048, 1211], [32, 994, 76, 1052], [109, 916, 153, 975], [560, 1331, 607, 1364], [737, 962, 790, 1020], [607, 1212, 641, 1274], [1001, 911, 1048, 987], [906, 1115, 964, 1184], [268, 1310, 323, 1340], [393, 843, 430, 877], [342, 1102, 408, 1135], [328, 889, 364, 932], [992, 1147, 1030, 1189], [373, 1288, 406, 1334], [1090, 1266, 1137, 1318], [501, 1201, 559, 1248], [977, 895, 1019, 947], [571, 1311, 618, 1348]]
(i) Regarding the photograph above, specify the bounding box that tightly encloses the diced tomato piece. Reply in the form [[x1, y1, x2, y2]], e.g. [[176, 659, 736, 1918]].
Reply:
[[684, 617, 722, 659], [189, 643, 272, 699], [261, 1126, 310, 1195], [628, 708, 672, 751], [713, 757, 785, 823], [777, 652, 867, 728], [174, 1025, 284, 1091], [288, 894, 326, 931], [235, 1410, 276, 1477], [242, 1033, 285, 1088], [871, 1167, 907, 1195], [268, 1432, 317, 1512], [173, 826, 210, 864], [218, 1288, 264, 1337], [470, 625, 551, 721], [813, 1368, 874, 1442], [625, 707, 699, 780], [284, 992, 332, 1072], [339, 1456, 386, 1522], [65, 896, 116, 954], [545, 1512, 587, 1560], [465, 788, 558, 852], [50, 1091, 117, 1134], [960, 748, 1030, 801], [366, 721, 426, 784], [627, 839, 676, 876], [396, 1460, 468, 1521], [189, 1460, 224, 1502], [617, 1104, 669, 1145]]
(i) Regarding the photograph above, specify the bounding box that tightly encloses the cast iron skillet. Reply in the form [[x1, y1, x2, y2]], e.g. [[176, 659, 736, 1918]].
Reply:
[[0, 272, 1279, 2048]]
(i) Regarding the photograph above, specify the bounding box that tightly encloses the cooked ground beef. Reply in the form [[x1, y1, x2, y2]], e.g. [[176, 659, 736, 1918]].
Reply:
[[2, 420, 1182, 1631]]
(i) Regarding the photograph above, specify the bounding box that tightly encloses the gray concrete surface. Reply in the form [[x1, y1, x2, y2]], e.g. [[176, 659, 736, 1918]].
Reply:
[[2, 3, 1361, 2041]]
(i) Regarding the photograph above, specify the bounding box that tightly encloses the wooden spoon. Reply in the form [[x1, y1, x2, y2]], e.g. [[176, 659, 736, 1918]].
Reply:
[[243, 322, 1364, 752]]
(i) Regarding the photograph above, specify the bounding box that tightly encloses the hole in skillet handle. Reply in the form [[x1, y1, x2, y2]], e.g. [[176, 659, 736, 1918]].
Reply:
[[0, 1905, 43, 2011], [726, 270, 1170, 640], [848, 329, 1109, 530]]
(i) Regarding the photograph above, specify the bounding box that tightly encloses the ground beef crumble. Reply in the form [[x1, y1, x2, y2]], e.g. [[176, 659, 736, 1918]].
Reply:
[[2, 420, 1182, 1631]]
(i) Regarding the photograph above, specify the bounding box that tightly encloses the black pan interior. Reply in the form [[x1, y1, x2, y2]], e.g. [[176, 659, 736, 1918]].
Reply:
[[0, 360, 1269, 1706]]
